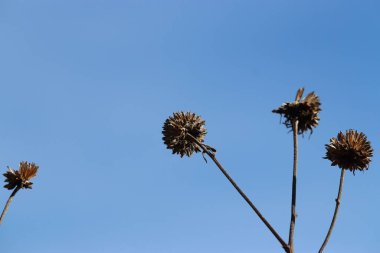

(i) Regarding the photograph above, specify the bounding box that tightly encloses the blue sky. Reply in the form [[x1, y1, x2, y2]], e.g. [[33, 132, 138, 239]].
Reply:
[[0, 1, 379, 252]]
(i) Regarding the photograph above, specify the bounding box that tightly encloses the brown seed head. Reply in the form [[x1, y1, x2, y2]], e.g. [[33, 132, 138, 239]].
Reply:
[[162, 112, 207, 157], [325, 130, 373, 173], [3, 161, 39, 190], [273, 88, 321, 135]]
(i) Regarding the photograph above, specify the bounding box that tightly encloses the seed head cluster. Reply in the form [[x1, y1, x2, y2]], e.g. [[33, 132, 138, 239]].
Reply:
[[162, 112, 207, 157], [325, 130, 373, 173], [273, 88, 321, 135], [3, 162, 39, 190]]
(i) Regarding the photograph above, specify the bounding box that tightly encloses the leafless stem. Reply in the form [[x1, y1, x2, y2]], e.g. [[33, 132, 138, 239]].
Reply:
[[288, 120, 299, 253], [318, 169, 345, 253], [187, 133, 290, 252], [0, 185, 21, 226]]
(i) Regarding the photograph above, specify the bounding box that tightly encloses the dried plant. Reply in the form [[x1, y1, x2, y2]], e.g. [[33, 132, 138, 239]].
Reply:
[[324, 130, 373, 173], [273, 87, 321, 135], [162, 112, 207, 157], [163, 111, 290, 252], [319, 130, 373, 253], [162, 88, 374, 253], [0, 161, 39, 226], [4, 162, 38, 190], [272, 88, 321, 253]]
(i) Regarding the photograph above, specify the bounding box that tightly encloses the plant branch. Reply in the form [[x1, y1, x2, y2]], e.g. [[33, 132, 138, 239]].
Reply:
[[318, 169, 345, 253], [0, 185, 21, 226], [288, 120, 299, 253], [187, 133, 290, 252]]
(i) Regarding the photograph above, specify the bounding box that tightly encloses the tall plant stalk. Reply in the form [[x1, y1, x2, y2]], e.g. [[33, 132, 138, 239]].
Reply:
[[288, 120, 299, 253], [0, 185, 21, 225], [187, 133, 290, 252], [318, 169, 346, 253]]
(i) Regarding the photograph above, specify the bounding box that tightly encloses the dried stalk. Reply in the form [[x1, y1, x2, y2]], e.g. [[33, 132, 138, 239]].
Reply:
[[187, 133, 290, 252], [288, 120, 299, 253], [0, 185, 21, 226], [318, 169, 345, 253]]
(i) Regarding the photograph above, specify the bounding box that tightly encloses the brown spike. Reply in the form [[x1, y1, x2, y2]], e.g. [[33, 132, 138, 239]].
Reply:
[[295, 87, 304, 102]]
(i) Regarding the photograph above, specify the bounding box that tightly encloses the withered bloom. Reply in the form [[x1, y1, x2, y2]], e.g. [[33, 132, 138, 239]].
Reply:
[[3, 162, 38, 190], [325, 130, 373, 173], [162, 112, 207, 157], [273, 87, 321, 134]]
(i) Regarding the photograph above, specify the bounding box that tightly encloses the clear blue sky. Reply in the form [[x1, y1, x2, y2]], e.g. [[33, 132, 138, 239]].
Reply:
[[0, 1, 379, 252]]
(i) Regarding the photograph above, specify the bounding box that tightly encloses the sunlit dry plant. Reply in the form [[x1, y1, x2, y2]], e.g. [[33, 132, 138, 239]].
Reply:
[[272, 88, 322, 253], [4, 162, 38, 190], [162, 111, 207, 157], [273, 87, 321, 135], [325, 129, 373, 173], [1, 161, 39, 226], [319, 130, 373, 253], [162, 111, 290, 252], [162, 89, 374, 253]]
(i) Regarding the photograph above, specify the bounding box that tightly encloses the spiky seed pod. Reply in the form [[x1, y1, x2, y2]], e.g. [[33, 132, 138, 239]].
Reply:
[[3, 162, 39, 190], [162, 112, 207, 157], [273, 88, 321, 135], [325, 130, 373, 173]]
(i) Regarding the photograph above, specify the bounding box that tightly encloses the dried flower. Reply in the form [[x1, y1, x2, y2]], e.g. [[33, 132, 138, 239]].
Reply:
[[325, 130, 373, 173], [3, 162, 38, 190], [162, 112, 207, 157], [273, 87, 321, 135]]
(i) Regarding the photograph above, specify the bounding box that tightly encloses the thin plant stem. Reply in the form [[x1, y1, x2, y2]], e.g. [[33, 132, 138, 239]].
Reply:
[[288, 120, 299, 253], [318, 169, 346, 253], [0, 185, 21, 226], [187, 133, 290, 252]]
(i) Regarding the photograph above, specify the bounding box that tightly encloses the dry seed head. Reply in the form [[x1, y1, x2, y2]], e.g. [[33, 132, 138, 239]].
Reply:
[[162, 112, 207, 157], [3, 161, 39, 190], [325, 130, 373, 173], [273, 88, 321, 135]]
